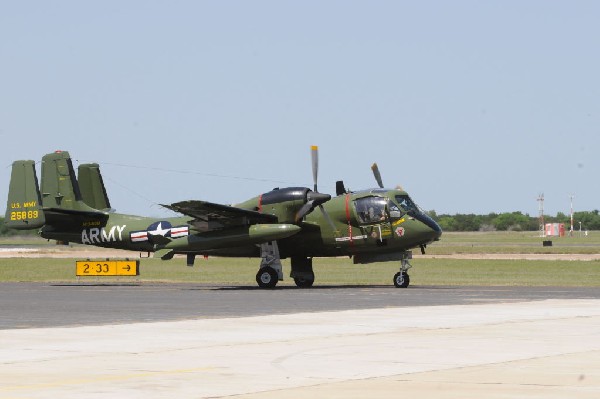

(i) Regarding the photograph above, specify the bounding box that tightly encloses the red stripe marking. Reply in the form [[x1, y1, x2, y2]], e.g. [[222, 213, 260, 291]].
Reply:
[[345, 194, 354, 246]]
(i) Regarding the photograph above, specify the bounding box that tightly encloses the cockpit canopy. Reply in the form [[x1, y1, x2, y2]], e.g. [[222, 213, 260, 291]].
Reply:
[[391, 194, 419, 218], [354, 193, 421, 225], [355, 196, 387, 224]]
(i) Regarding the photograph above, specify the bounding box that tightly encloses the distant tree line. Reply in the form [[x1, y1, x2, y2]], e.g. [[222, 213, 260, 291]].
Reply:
[[0, 217, 38, 237], [427, 210, 600, 232]]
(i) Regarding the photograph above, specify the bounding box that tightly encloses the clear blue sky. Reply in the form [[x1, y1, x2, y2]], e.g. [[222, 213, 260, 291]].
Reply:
[[1, 1, 598, 217]]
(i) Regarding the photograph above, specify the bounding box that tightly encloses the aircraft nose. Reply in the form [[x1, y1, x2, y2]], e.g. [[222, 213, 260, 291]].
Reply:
[[431, 221, 442, 241], [414, 212, 442, 241]]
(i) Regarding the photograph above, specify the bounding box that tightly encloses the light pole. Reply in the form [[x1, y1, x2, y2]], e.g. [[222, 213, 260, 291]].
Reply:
[[537, 194, 545, 237], [569, 195, 575, 237]]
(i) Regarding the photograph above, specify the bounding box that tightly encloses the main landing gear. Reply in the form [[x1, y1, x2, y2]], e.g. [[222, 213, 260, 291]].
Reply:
[[255, 242, 315, 289], [393, 251, 412, 288], [255, 242, 414, 289], [256, 266, 279, 289], [256, 241, 284, 289], [290, 257, 314, 288]]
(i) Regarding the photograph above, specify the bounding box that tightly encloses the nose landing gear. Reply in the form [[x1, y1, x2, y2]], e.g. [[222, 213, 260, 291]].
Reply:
[[393, 271, 410, 288], [393, 251, 412, 288]]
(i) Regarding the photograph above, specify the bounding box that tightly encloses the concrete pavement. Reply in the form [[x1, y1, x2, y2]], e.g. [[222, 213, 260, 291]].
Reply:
[[0, 299, 599, 398]]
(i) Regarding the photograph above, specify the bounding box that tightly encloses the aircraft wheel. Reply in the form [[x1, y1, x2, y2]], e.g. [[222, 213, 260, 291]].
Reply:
[[294, 275, 315, 288], [256, 267, 278, 289], [393, 272, 410, 288]]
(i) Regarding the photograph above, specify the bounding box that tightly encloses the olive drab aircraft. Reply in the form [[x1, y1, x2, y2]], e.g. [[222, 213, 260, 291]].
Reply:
[[5, 147, 442, 288]]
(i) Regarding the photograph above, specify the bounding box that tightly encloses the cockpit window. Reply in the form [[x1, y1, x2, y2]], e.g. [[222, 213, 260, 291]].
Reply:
[[354, 197, 387, 224], [394, 195, 420, 214], [388, 201, 402, 220]]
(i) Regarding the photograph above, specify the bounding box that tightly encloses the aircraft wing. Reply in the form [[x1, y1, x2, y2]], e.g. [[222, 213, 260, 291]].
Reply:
[[163, 200, 278, 232]]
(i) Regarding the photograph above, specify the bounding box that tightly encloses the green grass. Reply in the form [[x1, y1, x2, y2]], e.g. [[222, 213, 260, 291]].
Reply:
[[428, 231, 600, 255], [1, 257, 599, 286], [0, 236, 56, 246]]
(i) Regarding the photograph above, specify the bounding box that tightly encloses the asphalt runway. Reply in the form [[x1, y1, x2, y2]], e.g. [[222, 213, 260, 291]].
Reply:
[[1, 282, 599, 329], [2, 283, 599, 398]]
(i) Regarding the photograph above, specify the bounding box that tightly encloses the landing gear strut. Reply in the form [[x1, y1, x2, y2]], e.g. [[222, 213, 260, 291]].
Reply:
[[393, 251, 412, 288], [256, 241, 283, 288]]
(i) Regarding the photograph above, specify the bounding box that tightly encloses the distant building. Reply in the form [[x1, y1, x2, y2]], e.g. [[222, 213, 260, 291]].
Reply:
[[545, 223, 565, 237]]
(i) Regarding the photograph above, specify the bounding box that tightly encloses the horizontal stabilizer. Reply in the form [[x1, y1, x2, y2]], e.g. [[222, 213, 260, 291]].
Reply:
[[43, 207, 108, 218], [42, 207, 109, 229]]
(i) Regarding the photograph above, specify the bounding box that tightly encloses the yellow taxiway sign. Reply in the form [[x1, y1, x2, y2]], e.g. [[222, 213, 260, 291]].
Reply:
[[76, 260, 139, 276]]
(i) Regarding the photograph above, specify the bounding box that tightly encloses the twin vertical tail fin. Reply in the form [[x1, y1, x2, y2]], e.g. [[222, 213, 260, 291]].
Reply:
[[77, 163, 112, 211], [5, 160, 45, 230], [40, 151, 94, 212], [4, 151, 109, 231], [39, 152, 108, 233], [39, 151, 108, 226]]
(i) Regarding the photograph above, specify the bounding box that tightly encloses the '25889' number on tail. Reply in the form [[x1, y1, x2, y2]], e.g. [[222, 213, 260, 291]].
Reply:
[[10, 210, 39, 221]]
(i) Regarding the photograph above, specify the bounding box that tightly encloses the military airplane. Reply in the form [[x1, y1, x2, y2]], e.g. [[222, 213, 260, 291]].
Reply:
[[5, 147, 442, 288]]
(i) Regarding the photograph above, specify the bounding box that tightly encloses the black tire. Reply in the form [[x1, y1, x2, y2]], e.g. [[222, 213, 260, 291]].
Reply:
[[294, 275, 315, 288], [393, 272, 410, 288], [256, 267, 278, 288]]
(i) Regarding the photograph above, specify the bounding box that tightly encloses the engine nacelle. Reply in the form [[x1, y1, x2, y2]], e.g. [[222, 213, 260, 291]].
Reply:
[[237, 187, 330, 224]]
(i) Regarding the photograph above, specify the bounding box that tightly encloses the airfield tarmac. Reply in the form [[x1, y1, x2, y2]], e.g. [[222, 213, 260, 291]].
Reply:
[[0, 283, 599, 398]]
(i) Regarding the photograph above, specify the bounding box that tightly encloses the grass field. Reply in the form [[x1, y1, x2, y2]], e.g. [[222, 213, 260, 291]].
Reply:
[[1, 257, 599, 286], [0, 232, 599, 286], [427, 231, 600, 254]]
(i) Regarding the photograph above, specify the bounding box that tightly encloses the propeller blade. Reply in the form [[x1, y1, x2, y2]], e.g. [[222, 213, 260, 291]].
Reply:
[[295, 201, 314, 222], [371, 163, 384, 188], [305, 145, 336, 232], [311, 145, 319, 192], [319, 204, 338, 232]]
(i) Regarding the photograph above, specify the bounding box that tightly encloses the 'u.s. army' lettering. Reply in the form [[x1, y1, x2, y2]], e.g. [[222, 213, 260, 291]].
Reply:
[[81, 225, 126, 245]]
